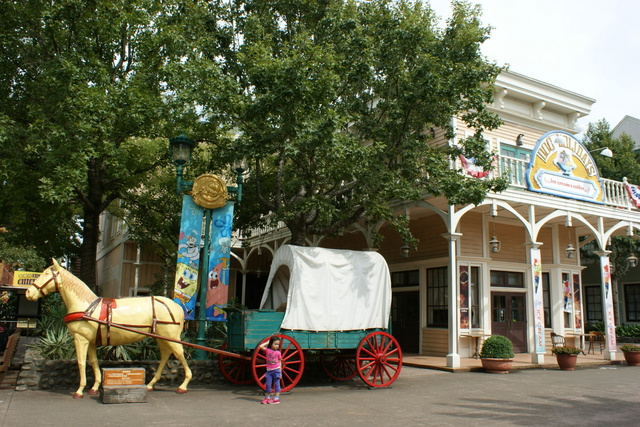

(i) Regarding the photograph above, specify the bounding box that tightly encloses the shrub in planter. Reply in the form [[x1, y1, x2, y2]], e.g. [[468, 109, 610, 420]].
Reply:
[[620, 344, 640, 366], [551, 346, 581, 371], [480, 335, 514, 374], [480, 335, 515, 359], [551, 346, 582, 355]]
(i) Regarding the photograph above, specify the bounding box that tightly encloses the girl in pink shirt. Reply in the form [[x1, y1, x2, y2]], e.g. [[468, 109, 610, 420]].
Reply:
[[259, 336, 282, 404]]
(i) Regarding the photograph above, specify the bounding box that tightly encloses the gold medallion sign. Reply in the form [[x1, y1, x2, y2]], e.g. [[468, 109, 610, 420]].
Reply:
[[191, 174, 228, 209]]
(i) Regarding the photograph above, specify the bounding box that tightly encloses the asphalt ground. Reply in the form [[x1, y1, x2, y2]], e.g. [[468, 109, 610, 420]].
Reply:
[[0, 364, 638, 427]]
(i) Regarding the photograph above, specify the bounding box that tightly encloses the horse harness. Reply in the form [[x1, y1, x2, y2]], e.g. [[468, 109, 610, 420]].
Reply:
[[63, 297, 181, 346]]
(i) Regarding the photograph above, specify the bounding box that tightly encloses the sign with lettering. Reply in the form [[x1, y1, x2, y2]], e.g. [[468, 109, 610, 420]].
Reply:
[[526, 131, 604, 203], [12, 271, 41, 288], [102, 368, 146, 386]]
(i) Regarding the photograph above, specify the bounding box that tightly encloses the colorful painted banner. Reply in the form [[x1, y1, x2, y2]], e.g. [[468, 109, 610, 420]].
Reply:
[[531, 251, 545, 353], [459, 266, 469, 330], [205, 202, 235, 321], [562, 279, 573, 313], [600, 257, 617, 351], [173, 195, 204, 319], [572, 274, 582, 329]]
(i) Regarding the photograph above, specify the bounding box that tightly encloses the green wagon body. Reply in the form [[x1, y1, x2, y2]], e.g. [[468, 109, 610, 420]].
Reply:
[[227, 309, 385, 352]]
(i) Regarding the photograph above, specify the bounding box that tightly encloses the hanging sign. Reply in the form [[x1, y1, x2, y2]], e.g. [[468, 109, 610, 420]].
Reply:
[[205, 202, 235, 321], [531, 252, 545, 354], [526, 131, 604, 203], [173, 195, 204, 319]]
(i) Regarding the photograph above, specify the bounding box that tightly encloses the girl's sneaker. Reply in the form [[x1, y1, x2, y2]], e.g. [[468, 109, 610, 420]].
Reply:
[[261, 398, 270, 404], [269, 398, 280, 404]]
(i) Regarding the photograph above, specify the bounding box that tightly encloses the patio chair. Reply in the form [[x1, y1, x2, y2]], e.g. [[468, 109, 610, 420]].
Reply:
[[551, 332, 565, 348], [588, 332, 605, 354]]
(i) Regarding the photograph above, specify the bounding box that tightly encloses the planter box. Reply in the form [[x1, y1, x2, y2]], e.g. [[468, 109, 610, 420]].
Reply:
[[481, 358, 513, 374], [555, 354, 578, 371], [622, 350, 640, 366]]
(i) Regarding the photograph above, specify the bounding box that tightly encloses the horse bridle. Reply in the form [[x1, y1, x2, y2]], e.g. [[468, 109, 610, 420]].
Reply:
[[31, 269, 61, 297]]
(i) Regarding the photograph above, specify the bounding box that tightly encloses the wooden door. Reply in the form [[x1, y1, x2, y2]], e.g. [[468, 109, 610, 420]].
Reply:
[[391, 291, 420, 353], [491, 292, 527, 353]]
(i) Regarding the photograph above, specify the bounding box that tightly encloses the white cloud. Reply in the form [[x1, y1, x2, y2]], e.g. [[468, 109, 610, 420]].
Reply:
[[429, 0, 640, 129]]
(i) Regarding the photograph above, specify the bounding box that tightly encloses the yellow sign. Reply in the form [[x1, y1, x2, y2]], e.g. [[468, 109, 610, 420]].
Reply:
[[12, 271, 41, 288], [527, 131, 604, 204]]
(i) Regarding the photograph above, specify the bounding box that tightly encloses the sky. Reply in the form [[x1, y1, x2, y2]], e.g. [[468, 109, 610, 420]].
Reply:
[[429, 0, 640, 133]]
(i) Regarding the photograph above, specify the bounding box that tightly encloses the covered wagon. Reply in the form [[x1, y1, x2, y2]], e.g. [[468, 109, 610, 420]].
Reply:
[[221, 245, 403, 390]]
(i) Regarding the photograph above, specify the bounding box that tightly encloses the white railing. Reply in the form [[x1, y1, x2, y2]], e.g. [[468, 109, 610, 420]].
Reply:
[[494, 155, 634, 210]]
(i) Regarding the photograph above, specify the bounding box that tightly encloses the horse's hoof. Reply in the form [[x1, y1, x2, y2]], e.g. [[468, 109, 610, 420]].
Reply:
[[176, 388, 188, 394], [72, 393, 84, 399], [87, 389, 99, 396], [146, 387, 154, 392]]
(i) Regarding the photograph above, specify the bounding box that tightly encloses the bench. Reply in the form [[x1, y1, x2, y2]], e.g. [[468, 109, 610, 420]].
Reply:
[[0, 332, 21, 381]]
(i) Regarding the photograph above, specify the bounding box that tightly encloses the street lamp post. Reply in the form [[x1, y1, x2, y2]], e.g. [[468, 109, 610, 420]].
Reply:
[[169, 135, 245, 360]]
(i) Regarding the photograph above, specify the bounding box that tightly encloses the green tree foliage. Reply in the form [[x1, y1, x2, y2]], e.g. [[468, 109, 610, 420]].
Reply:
[[582, 119, 640, 277], [0, 0, 197, 286], [190, 0, 508, 245], [583, 119, 640, 184]]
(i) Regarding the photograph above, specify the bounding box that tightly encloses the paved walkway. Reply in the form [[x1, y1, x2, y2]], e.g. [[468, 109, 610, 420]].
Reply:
[[1, 363, 638, 426]]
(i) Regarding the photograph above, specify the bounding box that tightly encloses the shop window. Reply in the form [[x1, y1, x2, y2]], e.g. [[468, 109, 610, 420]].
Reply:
[[584, 285, 603, 322], [490, 271, 524, 288], [391, 270, 419, 288], [624, 284, 640, 322], [542, 273, 551, 328], [427, 267, 448, 328]]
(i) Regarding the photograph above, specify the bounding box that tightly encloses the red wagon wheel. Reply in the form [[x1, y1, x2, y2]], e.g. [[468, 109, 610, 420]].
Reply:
[[218, 342, 254, 385], [252, 334, 305, 392], [356, 331, 403, 387], [320, 352, 358, 381]]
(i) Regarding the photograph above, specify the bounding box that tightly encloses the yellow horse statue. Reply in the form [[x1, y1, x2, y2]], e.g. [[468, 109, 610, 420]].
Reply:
[[26, 259, 192, 398]]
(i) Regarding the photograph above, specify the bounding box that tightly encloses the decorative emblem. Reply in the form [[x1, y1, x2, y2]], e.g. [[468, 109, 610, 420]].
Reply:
[[191, 174, 228, 209]]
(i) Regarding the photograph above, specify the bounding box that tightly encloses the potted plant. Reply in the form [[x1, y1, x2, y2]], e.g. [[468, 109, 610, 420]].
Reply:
[[479, 335, 514, 374], [551, 345, 581, 371], [620, 344, 640, 366]]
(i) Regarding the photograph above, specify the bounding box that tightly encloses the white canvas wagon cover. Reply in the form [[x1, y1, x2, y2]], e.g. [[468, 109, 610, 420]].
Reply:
[[259, 245, 391, 331]]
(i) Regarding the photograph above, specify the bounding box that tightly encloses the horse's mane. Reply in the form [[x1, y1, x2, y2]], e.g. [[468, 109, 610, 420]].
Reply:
[[59, 267, 98, 303]]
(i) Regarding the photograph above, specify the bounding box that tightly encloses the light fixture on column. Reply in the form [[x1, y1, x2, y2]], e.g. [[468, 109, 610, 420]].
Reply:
[[627, 254, 638, 268], [401, 243, 410, 258], [565, 224, 576, 259], [588, 146, 613, 158], [489, 213, 501, 253]]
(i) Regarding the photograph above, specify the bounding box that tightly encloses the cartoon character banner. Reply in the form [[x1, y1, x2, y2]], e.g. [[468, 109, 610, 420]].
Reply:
[[600, 257, 617, 351], [531, 252, 545, 353], [173, 195, 204, 319], [205, 202, 235, 321]]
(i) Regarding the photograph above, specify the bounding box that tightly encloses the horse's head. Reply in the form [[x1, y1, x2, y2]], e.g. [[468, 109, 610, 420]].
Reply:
[[26, 259, 63, 301]]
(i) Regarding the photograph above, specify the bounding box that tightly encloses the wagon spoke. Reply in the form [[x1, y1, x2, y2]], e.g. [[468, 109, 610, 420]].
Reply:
[[356, 331, 403, 388]]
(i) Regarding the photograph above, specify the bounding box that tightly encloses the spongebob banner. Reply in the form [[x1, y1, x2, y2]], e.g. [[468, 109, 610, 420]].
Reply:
[[205, 202, 234, 321], [173, 195, 204, 319]]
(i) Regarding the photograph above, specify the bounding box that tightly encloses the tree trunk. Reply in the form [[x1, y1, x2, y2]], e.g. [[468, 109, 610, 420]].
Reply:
[[80, 205, 101, 290]]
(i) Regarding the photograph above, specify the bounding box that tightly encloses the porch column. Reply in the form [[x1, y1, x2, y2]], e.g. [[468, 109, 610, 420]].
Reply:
[[240, 270, 248, 307], [595, 250, 618, 360], [527, 242, 545, 364], [445, 232, 462, 368]]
